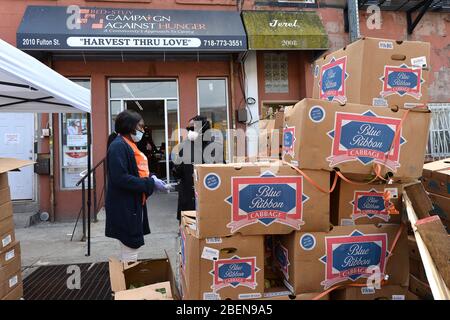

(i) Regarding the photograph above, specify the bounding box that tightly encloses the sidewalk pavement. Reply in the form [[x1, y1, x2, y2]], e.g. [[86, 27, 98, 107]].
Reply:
[[16, 192, 181, 279]]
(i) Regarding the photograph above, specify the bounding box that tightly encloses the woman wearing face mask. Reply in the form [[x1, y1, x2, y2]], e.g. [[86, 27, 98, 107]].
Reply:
[[172, 115, 211, 222], [105, 110, 169, 262]]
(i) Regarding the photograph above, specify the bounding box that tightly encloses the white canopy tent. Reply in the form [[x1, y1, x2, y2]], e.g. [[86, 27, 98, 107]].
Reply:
[[0, 38, 90, 113], [0, 38, 93, 255]]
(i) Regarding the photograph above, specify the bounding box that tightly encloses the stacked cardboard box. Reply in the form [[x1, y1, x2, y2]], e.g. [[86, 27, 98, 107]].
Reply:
[[422, 158, 450, 232], [0, 158, 33, 300], [276, 37, 432, 300], [258, 110, 285, 160], [179, 162, 330, 300]]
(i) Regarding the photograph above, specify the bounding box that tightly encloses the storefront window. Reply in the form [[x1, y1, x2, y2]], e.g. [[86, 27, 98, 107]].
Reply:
[[264, 53, 289, 93], [197, 78, 230, 161], [60, 79, 91, 189]]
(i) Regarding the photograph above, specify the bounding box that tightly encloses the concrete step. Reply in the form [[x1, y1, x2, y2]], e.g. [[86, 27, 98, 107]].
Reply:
[[13, 212, 41, 229], [13, 201, 39, 214]]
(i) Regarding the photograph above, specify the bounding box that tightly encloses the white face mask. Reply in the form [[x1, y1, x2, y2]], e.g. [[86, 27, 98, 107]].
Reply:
[[187, 130, 199, 141], [131, 130, 144, 142]]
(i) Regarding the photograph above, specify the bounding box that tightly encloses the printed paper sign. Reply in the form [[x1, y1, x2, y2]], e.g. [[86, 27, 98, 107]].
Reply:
[[4, 133, 20, 145], [327, 110, 406, 171], [380, 64, 424, 99], [318, 56, 348, 104], [274, 242, 290, 280], [351, 189, 393, 222], [320, 230, 389, 290], [282, 127, 296, 158], [225, 171, 308, 232], [210, 256, 260, 292], [411, 56, 427, 68]]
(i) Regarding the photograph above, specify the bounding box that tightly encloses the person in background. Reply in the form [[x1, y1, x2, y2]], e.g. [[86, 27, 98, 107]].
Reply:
[[105, 110, 169, 262], [172, 115, 211, 222], [137, 125, 157, 172]]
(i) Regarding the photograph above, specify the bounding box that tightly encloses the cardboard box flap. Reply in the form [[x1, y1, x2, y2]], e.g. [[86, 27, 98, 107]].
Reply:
[[0, 158, 34, 174], [114, 281, 173, 300], [423, 158, 450, 180], [109, 257, 127, 292], [181, 211, 197, 219]]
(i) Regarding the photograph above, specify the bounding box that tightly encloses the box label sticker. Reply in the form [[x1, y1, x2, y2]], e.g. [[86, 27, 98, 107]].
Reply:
[[203, 292, 221, 300], [300, 233, 316, 251], [210, 256, 260, 292], [206, 237, 223, 244], [274, 242, 290, 280], [411, 56, 427, 68], [202, 246, 219, 261], [378, 41, 394, 49], [372, 98, 388, 107], [380, 64, 424, 99], [238, 293, 262, 299], [318, 56, 348, 104], [263, 290, 292, 298], [282, 126, 296, 158], [361, 287, 376, 295], [392, 295, 405, 300], [204, 173, 221, 191], [5, 249, 15, 261], [327, 110, 406, 171], [340, 219, 356, 226], [9, 275, 18, 288], [384, 187, 398, 199], [351, 189, 394, 222], [319, 230, 388, 289], [225, 171, 308, 232], [309, 106, 326, 123], [2, 234, 12, 248]]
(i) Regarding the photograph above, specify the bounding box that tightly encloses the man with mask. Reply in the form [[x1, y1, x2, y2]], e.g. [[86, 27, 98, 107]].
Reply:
[[172, 115, 211, 222]]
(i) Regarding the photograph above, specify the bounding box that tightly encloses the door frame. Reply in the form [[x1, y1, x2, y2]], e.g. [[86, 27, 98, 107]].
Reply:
[[107, 78, 181, 183]]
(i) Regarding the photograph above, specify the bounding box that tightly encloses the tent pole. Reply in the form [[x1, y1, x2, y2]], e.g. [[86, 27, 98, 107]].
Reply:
[[86, 112, 92, 257]]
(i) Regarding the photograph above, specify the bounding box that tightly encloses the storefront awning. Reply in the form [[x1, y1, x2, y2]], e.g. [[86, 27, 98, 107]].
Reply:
[[0, 38, 90, 113], [242, 11, 329, 50], [17, 6, 247, 52]]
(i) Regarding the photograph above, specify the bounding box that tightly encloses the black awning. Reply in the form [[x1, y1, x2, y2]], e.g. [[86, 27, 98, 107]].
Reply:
[[17, 6, 247, 52]]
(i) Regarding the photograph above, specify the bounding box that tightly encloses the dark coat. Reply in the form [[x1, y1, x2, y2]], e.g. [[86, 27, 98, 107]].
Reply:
[[105, 135, 155, 249]]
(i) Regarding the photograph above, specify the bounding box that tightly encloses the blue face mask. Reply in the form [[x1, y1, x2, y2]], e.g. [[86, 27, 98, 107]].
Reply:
[[131, 130, 144, 143]]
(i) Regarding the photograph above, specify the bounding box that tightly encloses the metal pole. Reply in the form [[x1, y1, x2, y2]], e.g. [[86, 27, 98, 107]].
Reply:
[[86, 113, 92, 257], [81, 180, 86, 241], [93, 167, 97, 223], [347, 0, 361, 42]]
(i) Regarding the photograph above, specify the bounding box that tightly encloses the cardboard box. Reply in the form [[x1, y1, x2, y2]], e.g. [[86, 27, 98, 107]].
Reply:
[[428, 192, 450, 232], [180, 225, 265, 300], [274, 224, 409, 294], [0, 242, 20, 268], [0, 216, 15, 252], [0, 201, 13, 222], [114, 281, 173, 300], [0, 251, 21, 284], [258, 111, 284, 159], [0, 187, 10, 206], [193, 162, 331, 237], [0, 271, 22, 298], [257, 286, 328, 300], [409, 274, 433, 300], [422, 158, 450, 197], [335, 180, 403, 225], [332, 285, 418, 300], [312, 37, 430, 109], [109, 254, 179, 300], [282, 98, 430, 179], [1, 283, 23, 300]]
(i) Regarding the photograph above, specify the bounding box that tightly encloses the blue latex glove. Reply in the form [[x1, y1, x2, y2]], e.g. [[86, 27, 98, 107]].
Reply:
[[151, 175, 168, 193]]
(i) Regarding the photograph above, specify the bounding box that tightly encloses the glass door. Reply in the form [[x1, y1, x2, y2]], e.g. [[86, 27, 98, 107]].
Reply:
[[109, 80, 179, 183]]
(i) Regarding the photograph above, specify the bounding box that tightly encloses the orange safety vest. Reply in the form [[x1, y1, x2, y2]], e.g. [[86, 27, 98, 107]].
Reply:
[[123, 136, 150, 204]]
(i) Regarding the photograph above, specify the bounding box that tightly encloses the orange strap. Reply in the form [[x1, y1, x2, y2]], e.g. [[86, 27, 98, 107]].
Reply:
[[312, 223, 405, 300], [123, 136, 150, 205], [282, 160, 339, 194]]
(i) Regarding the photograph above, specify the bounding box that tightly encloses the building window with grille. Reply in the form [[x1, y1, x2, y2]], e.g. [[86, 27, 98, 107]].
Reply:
[[264, 53, 289, 93]]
